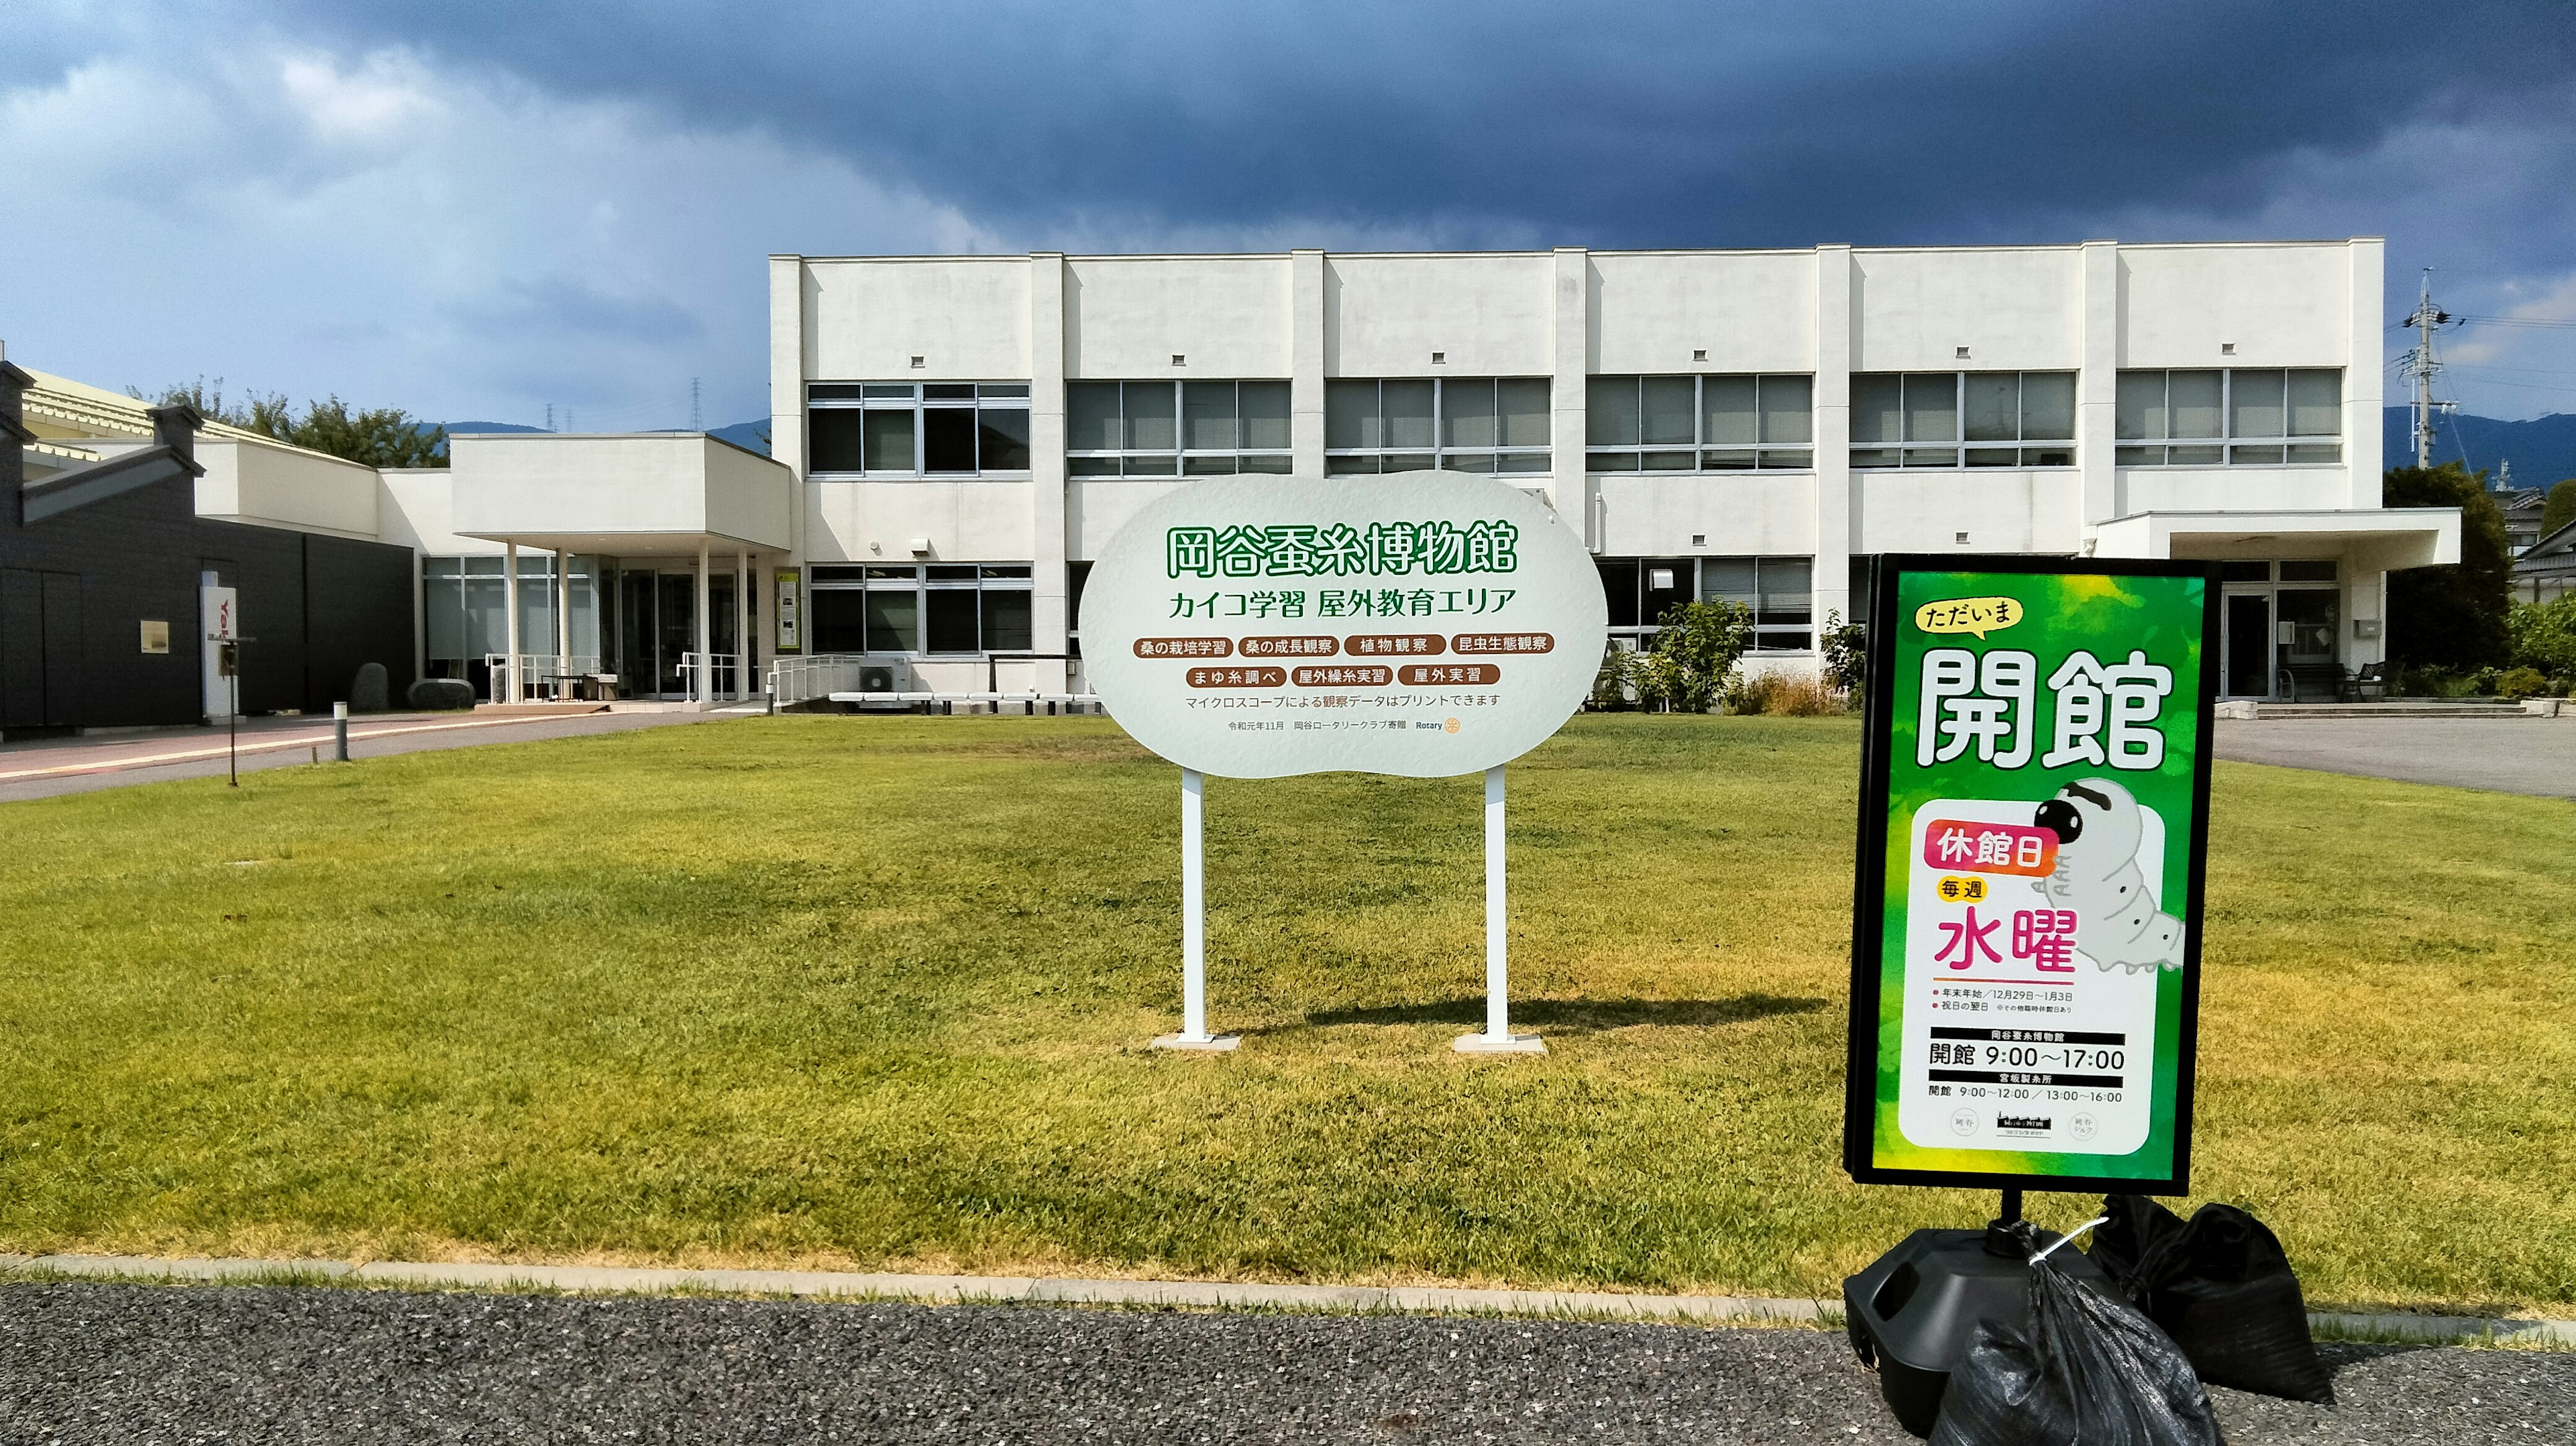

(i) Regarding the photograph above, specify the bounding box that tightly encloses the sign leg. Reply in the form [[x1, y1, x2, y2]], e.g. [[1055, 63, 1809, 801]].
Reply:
[[1457, 765, 1544, 1054], [1155, 767, 1238, 1052]]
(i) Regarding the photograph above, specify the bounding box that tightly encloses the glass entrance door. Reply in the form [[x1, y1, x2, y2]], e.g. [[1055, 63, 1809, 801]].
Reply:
[[655, 573, 695, 696], [619, 571, 657, 699], [2224, 592, 2273, 698]]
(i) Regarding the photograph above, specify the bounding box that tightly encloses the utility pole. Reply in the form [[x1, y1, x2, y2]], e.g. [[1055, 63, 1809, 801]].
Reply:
[[2400, 270, 2451, 468]]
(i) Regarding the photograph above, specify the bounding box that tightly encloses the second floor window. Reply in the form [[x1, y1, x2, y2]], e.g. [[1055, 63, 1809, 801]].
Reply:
[[1587, 374, 1814, 473], [2116, 369, 2341, 465], [1069, 380, 1291, 477], [1851, 372, 2076, 468], [1326, 378, 1550, 475], [808, 383, 1031, 478]]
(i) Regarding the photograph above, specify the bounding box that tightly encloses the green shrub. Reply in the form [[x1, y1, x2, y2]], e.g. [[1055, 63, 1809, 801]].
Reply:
[[2507, 595, 2576, 693], [2496, 667, 2549, 700]]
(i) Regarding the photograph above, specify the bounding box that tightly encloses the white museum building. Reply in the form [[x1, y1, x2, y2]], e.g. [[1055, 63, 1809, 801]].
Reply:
[[13, 238, 2465, 710]]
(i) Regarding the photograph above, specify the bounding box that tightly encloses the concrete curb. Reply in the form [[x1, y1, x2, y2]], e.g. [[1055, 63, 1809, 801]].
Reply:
[[3, 1254, 2569, 1346]]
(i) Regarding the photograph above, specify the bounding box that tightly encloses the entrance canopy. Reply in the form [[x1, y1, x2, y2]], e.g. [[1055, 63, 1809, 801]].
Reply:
[[2094, 507, 2460, 571], [449, 432, 793, 556]]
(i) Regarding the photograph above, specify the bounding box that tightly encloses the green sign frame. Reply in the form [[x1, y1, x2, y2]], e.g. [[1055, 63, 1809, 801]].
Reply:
[[1843, 555, 2220, 1194]]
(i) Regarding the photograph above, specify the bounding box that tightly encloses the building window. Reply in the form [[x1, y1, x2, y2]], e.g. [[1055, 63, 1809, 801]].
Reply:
[[807, 383, 1031, 478], [807, 564, 1032, 655], [1587, 374, 1813, 471], [1851, 372, 2076, 467], [1325, 377, 1550, 475], [421, 555, 600, 680], [2115, 369, 2341, 465], [1595, 555, 1813, 651], [1067, 380, 1290, 477]]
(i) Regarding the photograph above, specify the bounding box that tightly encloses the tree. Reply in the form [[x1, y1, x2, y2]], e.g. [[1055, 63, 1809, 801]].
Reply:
[[1637, 599, 1754, 712], [2544, 479, 2576, 540], [2382, 463, 2510, 672], [132, 378, 446, 468]]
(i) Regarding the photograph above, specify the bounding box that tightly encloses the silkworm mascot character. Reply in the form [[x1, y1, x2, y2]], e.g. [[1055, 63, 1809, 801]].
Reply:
[[2032, 778, 2186, 972]]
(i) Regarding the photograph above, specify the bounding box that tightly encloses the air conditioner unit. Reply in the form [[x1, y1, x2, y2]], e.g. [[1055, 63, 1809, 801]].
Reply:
[[859, 665, 897, 693]]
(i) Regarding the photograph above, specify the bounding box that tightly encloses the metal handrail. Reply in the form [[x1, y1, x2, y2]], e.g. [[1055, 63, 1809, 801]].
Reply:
[[480, 653, 606, 702]]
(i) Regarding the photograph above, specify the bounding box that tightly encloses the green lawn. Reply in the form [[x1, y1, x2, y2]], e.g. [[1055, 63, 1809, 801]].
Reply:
[[1, 714, 2569, 1315]]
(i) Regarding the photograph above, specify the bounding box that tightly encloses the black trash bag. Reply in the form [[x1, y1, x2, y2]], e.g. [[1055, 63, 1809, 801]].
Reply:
[[2090, 1194, 2334, 1404], [1929, 1238, 2222, 1446]]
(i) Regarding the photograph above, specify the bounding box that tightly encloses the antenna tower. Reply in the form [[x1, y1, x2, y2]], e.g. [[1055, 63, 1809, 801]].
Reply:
[[2399, 270, 2452, 468], [692, 377, 702, 432]]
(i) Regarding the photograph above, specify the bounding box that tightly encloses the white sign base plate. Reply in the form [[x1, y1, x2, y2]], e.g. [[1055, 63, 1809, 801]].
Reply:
[[1453, 1032, 1546, 1054], [1151, 1033, 1242, 1052]]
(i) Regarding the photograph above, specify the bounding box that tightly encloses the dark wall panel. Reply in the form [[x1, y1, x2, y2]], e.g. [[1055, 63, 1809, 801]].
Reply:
[[3, 465, 416, 731]]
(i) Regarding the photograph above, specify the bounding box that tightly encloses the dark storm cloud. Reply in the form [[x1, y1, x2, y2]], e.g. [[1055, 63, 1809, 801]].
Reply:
[[259, 0, 2576, 247]]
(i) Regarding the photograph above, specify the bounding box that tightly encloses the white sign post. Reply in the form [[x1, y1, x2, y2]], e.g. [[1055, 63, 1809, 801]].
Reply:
[[1083, 473, 1607, 1054]]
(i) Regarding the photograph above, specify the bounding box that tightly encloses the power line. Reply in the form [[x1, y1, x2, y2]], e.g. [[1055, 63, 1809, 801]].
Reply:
[[2453, 314, 2576, 330]]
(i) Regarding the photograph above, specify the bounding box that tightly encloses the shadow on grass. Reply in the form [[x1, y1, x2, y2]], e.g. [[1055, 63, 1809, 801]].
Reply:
[[1286, 993, 1827, 1035]]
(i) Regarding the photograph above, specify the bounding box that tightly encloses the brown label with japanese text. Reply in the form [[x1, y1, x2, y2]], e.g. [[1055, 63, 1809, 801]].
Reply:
[[1240, 635, 1338, 658], [1451, 632, 1552, 655], [1186, 666, 1287, 688], [1291, 665, 1393, 687], [1136, 636, 1232, 659], [1399, 663, 1501, 685], [1344, 633, 1446, 658]]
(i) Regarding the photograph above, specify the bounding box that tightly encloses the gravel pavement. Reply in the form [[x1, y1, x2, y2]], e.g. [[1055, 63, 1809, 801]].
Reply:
[[2, 1282, 2569, 1444], [2214, 716, 2576, 799]]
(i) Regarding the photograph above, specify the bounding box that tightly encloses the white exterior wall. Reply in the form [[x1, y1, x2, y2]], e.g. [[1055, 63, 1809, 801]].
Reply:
[[773, 238, 2418, 685], [193, 439, 384, 541]]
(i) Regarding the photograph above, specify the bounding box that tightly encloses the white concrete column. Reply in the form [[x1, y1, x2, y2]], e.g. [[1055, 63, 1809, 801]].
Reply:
[[2346, 237, 2386, 509], [1291, 249, 1327, 478], [2078, 239, 2121, 543], [769, 254, 810, 575], [503, 541, 521, 704], [735, 547, 751, 700], [1813, 245, 1855, 632], [1030, 252, 1071, 693], [555, 547, 572, 695], [1550, 247, 1590, 543], [695, 541, 712, 704]]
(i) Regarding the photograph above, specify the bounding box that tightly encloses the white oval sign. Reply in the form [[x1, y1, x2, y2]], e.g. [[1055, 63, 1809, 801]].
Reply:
[[1084, 472, 1607, 779]]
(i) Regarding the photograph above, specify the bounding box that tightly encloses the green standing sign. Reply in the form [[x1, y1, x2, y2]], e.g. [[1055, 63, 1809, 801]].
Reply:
[[1845, 555, 2219, 1193]]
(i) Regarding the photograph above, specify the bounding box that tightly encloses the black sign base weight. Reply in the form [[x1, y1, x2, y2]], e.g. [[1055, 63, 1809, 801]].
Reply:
[[1841, 1213, 2112, 1437]]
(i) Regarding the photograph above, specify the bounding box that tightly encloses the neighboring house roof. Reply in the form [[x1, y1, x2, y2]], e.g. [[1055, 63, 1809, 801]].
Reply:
[[2516, 516, 2576, 579]]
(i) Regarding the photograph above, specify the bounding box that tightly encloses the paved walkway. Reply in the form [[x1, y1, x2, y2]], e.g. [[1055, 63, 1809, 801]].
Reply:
[[0, 704, 757, 803], [1, 1280, 2566, 1444], [2216, 716, 2576, 799]]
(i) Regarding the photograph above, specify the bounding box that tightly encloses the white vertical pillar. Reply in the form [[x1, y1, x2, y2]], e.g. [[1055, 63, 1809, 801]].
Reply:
[[555, 547, 572, 697], [1291, 249, 1327, 478], [1813, 245, 1855, 636], [1153, 767, 1237, 1050], [1030, 252, 1071, 695], [735, 547, 751, 700], [1457, 766, 1544, 1054], [695, 541, 712, 704], [503, 541, 521, 704], [2078, 239, 2121, 546], [2346, 237, 2386, 510], [1550, 247, 1590, 541]]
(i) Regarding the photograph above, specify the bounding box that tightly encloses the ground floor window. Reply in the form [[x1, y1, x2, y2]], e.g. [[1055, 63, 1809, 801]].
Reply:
[[422, 555, 601, 692], [808, 564, 1033, 655], [1596, 555, 1813, 651]]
